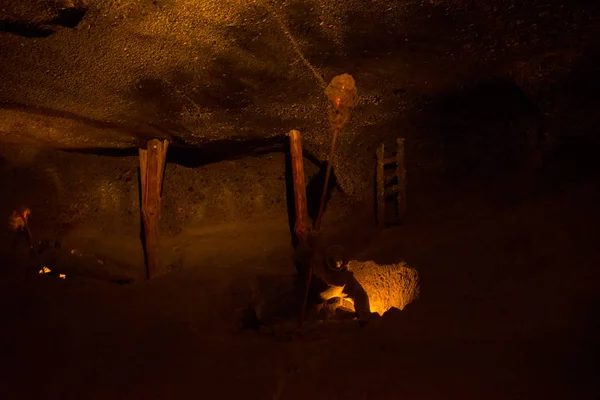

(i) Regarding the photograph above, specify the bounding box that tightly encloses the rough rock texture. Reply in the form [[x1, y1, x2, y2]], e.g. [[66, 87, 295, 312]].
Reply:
[[2, 1, 600, 200], [347, 260, 420, 316], [312, 252, 420, 317], [1, 142, 363, 275], [0, 143, 321, 236]]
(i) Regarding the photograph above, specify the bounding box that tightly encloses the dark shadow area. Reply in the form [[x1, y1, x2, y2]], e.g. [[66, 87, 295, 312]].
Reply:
[[0, 4, 86, 38], [132, 77, 189, 120], [137, 164, 148, 280], [306, 166, 338, 222], [283, 139, 298, 247], [60, 134, 327, 171], [61, 147, 140, 158], [190, 58, 255, 111], [165, 138, 285, 167], [50, 6, 87, 29], [542, 46, 600, 137], [539, 135, 600, 190], [131, 47, 290, 118], [417, 77, 541, 181], [372, 154, 379, 226], [0, 20, 55, 38], [530, 47, 600, 192], [568, 295, 600, 393]]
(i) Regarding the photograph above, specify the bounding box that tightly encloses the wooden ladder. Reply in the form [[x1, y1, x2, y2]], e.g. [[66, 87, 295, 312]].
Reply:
[[376, 138, 407, 228]]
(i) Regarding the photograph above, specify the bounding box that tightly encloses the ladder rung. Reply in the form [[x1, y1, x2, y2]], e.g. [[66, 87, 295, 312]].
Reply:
[[383, 156, 396, 165], [385, 184, 400, 196]]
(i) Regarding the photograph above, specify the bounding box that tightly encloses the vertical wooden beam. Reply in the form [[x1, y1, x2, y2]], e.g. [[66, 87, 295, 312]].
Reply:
[[287, 130, 310, 244], [139, 139, 169, 279], [376, 143, 385, 229], [396, 138, 407, 221], [287, 130, 314, 328]]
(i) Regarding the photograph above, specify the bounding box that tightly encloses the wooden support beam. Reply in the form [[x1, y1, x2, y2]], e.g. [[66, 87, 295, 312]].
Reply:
[[287, 130, 310, 244], [396, 138, 407, 220], [139, 139, 169, 279], [287, 130, 314, 328], [376, 143, 385, 229]]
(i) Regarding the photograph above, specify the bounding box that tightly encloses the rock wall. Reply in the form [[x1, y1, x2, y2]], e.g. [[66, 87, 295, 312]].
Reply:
[[0, 144, 327, 272], [347, 260, 420, 316]]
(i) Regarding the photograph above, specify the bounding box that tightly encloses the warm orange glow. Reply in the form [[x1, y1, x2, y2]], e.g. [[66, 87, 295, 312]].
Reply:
[[38, 266, 51, 275], [317, 260, 419, 318], [324, 73, 358, 129], [8, 207, 31, 232], [347, 260, 420, 316]]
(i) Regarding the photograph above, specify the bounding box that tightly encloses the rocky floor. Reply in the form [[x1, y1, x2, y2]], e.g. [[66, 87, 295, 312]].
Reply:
[[0, 176, 599, 399]]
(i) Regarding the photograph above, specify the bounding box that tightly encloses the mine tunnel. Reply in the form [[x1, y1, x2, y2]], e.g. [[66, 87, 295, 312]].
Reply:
[[1, 0, 600, 399]]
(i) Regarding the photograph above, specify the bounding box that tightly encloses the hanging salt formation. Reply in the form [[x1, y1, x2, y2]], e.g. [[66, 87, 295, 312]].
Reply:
[[315, 73, 358, 230], [324, 73, 358, 130]]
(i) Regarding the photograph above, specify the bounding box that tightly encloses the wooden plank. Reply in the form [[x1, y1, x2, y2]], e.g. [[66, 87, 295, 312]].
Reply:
[[287, 130, 315, 328], [287, 130, 310, 244], [396, 138, 407, 221], [383, 156, 396, 166], [376, 143, 385, 229], [140, 139, 169, 279]]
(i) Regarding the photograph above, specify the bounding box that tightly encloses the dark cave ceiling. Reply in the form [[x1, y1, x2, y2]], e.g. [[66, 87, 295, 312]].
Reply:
[[0, 1, 599, 176]]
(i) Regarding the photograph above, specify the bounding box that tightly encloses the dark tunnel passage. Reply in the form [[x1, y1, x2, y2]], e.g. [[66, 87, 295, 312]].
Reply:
[[415, 77, 543, 181], [0, 2, 87, 38]]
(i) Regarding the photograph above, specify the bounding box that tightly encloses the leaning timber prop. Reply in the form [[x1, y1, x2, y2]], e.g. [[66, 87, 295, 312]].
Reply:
[[314, 73, 358, 232], [287, 130, 310, 245], [139, 139, 169, 279], [287, 130, 313, 327]]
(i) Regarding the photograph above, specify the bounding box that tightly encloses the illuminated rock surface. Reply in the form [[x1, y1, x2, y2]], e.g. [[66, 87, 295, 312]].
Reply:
[[2, 0, 599, 198], [347, 260, 420, 316]]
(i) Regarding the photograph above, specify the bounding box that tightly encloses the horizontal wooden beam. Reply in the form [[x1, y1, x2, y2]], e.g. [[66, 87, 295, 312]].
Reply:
[[383, 156, 397, 166]]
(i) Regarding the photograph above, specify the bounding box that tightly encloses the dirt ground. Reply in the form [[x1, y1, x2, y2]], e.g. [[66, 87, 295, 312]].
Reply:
[[0, 173, 599, 400]]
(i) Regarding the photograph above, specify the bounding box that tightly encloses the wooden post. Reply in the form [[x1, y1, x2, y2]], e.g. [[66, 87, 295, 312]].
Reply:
[[287, 130, 313, 328], [139, 139, 169, 279], [376, 143, 385, 229], [287, 130, 310, 243], [396, 138, 407, 221]]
